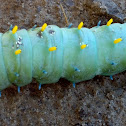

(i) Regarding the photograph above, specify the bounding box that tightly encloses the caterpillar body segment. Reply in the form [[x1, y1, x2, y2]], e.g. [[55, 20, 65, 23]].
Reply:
[[0, 23, 126, 91]]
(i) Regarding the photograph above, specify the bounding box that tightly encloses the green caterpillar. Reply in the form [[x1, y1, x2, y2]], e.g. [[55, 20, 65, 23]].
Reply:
[[0, 19, 126, 95]]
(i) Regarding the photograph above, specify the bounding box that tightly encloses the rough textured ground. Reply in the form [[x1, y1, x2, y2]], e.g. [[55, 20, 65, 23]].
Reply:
[[0, 0, 126, 125]]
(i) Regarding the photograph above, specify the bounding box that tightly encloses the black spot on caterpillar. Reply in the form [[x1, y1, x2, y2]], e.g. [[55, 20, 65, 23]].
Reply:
[[0, 20, 126, 94]]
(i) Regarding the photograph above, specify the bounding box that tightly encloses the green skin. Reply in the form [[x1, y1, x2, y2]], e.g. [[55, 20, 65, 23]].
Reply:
[[0, 23, 126, 91]]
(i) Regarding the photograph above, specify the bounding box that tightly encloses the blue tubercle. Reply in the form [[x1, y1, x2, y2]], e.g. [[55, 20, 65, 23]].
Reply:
[[18, 86, 20, 93], [32, 24, 37, 31], [97, 20, 101, 27], [110, 75, 113, 80], [74, 67, 80, 72], [39, 83, 41, 90], [111, 62, 115, 65], [73, 82, 76, 88], [15, 72, 19, 77], [68, 23, 73, 28], [110, 61, 117, 66], [43, 70, 48, 74], [9, 24, 13, 31]]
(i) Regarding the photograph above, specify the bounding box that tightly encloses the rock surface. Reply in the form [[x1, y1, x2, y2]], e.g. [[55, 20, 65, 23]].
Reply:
[[0, 0, 126, 125]]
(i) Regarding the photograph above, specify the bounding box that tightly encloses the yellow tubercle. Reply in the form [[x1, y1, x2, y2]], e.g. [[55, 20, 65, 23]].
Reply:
[[81, 44, 87, 49], [78, 22, 84, 30], [12, 25, 18, 34], [49, 47, 57, 51], [41, 23, 47, 32], [107, 18, 113, 26], [114, 38, 122, 44], [15, 49, 22, 55]]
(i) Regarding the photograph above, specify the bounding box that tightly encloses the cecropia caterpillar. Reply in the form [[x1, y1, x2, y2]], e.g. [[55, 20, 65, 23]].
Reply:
[[0, 19, 125, 95]]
